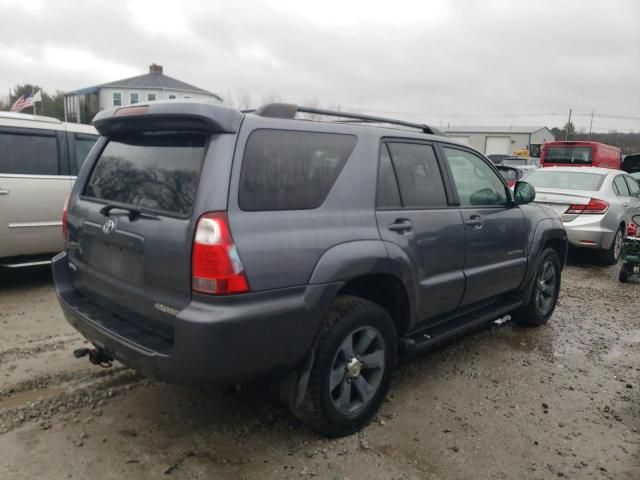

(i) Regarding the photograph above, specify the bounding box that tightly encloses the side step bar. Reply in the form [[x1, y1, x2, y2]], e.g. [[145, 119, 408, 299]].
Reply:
[[0, 256, 54, 268], [399, 297, 523, 355]]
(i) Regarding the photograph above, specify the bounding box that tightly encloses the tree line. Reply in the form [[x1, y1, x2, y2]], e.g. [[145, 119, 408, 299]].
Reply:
[[551, 122, 640, 154]]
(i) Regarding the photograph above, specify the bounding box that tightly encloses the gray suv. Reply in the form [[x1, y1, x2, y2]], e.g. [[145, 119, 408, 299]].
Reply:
[[53, 101, 568, 437]]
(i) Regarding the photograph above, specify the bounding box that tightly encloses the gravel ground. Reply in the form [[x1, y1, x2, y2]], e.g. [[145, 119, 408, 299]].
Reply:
[[0, 254, 638, 480]]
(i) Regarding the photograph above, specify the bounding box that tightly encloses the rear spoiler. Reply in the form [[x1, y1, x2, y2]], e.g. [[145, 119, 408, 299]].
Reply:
[[92, 101, 243, 136]]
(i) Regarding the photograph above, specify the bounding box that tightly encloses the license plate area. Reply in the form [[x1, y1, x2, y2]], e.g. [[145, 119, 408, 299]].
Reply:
[[85, 240, 143, 283]]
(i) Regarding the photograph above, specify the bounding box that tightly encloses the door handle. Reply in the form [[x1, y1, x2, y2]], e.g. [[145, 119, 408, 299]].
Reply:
[[623, 201, 630, 207], [0, 189, 9, 195], [465, 215, 483, 228], [388, 219, 413, 233]]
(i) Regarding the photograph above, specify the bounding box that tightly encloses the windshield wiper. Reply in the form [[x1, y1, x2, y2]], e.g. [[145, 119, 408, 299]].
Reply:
[[99, 204, 159, 221]]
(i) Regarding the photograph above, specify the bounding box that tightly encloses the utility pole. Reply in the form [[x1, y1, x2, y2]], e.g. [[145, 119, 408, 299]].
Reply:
[[565, 108, 572, 140], [588, 109, 594, 140]]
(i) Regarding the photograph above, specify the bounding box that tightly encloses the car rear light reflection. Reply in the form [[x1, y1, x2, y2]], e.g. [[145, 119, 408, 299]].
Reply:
[[192, 212, 249, 295], [628, 223, 638, 237], [565, 198, 609, 215]]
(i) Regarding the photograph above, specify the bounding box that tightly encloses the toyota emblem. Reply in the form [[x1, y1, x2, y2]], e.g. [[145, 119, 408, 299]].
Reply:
[[102, 218, 116, 235]]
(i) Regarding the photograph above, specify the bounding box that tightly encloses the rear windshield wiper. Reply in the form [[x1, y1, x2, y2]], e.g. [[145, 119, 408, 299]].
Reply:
[[99, 204, 159, 221]]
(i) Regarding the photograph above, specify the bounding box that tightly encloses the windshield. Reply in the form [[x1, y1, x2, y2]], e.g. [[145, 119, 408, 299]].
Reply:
[[544, 146, 592, 165], [84, 131, 207, 217], [525, 170, 605, 191]]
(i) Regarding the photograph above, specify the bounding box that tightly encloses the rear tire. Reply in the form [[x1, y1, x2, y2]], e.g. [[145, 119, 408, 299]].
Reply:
[[512, 247, 561, 326], [292, 295, 396, 437], [601, 227, 623, 266]]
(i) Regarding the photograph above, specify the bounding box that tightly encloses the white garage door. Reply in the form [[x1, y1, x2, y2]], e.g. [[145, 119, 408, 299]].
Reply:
[[450, 136, 470, 145], [485, 136, 511, 155]]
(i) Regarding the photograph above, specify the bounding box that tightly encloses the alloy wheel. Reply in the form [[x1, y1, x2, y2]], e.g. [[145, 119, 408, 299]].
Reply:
[[329, 326, 386, 415]]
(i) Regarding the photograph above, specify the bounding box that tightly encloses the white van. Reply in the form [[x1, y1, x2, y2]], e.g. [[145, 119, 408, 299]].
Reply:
[[0, 112, 98, 267]]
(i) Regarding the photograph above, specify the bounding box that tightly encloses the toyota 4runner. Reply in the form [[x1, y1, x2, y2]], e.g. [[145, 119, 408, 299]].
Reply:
[[53, 101, 567, 437]]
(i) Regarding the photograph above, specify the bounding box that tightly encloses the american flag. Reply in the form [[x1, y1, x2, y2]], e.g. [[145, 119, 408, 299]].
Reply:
[[11, 92, 34, 112]]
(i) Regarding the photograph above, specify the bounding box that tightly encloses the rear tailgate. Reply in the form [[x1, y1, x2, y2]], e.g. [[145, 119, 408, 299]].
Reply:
[[64, 102, 242, 336]]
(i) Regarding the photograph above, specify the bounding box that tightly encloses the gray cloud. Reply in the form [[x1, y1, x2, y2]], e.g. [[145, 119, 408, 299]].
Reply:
[[1, 0, 638, 131]]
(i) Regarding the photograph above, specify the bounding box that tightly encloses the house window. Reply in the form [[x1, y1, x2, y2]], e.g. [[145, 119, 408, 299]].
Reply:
[[130, 92, 139, 104], [168, 94, 176, 99], [112, 92, 122, 106], [147, 93, 156, 101]]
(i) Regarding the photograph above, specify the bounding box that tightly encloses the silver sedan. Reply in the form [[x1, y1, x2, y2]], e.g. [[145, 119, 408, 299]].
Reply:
[[523, 167, 640, 264]]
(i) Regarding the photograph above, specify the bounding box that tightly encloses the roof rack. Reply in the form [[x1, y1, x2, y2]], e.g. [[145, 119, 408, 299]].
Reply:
[[250, 103, 443, 136]]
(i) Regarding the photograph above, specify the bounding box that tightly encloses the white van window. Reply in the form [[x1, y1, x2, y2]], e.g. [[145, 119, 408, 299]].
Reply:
[[0, 131, 59, 175]]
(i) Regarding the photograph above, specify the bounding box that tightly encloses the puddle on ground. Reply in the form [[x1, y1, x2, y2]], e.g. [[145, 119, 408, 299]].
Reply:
[[492, 324, 555, 356], [0, 386, 64, 410]]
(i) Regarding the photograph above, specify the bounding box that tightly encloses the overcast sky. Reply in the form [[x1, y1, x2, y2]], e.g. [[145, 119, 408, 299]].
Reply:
[[1, 0, 639, 131]]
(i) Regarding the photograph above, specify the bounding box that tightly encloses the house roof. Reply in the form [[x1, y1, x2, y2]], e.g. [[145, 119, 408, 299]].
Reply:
[[65, 70, 222, 101], [445, 126, 550, 135]]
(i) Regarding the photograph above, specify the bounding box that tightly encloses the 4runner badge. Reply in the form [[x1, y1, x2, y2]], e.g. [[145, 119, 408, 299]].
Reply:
[[102, 218, 116, 234]]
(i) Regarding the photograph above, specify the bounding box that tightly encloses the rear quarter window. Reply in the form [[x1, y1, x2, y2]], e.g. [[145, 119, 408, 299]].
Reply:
[[239, 130, 357, 211]]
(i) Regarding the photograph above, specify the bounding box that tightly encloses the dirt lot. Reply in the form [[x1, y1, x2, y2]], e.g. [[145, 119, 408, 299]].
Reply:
[[1, 256, 639, 480]]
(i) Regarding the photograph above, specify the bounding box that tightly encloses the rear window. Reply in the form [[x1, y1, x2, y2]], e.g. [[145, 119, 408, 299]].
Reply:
[[497, 167, 518, 180], [526, 170, 604, 191], [545, 146, 592, 165], [239, 130, 357, 211], [0, 130, 59, 175], [84, 131, 207, 216]]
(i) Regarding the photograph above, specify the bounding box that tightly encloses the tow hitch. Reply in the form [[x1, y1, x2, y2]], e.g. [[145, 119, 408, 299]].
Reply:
[[73, 347, 113, 368]]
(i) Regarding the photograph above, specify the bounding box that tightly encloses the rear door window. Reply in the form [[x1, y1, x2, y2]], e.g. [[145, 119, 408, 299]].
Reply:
[[83, 131, 207, 217], [613, 176, 630, 197], [0, 129, 59, 175], [386, 142, 447, 208], [624, 175, 640, 197], [239, 130, 356, 211]]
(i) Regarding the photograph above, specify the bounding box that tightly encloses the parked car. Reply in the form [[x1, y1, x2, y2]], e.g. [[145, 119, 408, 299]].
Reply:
[[526, 166, 640, 264], [53, 101, 567, 437], [631, 172, 640, 182], [623, 153, 640, 174], [0, 112, 98, 267], [541, 141, 622, 170], [500, 156, 541, 167], [497, 165, 537, 188], [487, 153, 509, 165]]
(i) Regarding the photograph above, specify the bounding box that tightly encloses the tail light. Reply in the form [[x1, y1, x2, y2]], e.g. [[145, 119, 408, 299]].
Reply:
[[565, 198, 609, 215], [192, 212, 249, 295], [628, 223, 638, 237], [62, 194, 70, 241], [506, 179, 516, 188]]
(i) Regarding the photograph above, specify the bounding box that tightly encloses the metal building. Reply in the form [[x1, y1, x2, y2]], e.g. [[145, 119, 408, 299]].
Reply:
[[444, 126, 555, 157]]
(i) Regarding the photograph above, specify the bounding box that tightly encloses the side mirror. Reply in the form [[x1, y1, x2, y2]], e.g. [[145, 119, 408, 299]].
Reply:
[[514, 181, 536, 204]]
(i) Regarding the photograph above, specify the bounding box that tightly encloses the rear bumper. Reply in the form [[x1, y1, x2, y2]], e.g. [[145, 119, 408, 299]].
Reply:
[[53, 252, 342, 385], [564, 217, 616, 250]]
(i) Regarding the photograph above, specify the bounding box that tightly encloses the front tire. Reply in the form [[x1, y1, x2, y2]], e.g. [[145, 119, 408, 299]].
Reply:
[[293, 295, 396, 437], [601, 227, 623, 266], [512, 247, 561, 326]]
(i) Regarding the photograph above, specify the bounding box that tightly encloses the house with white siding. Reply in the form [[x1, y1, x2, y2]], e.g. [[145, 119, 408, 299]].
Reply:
[[63, 64, 222, 124]]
